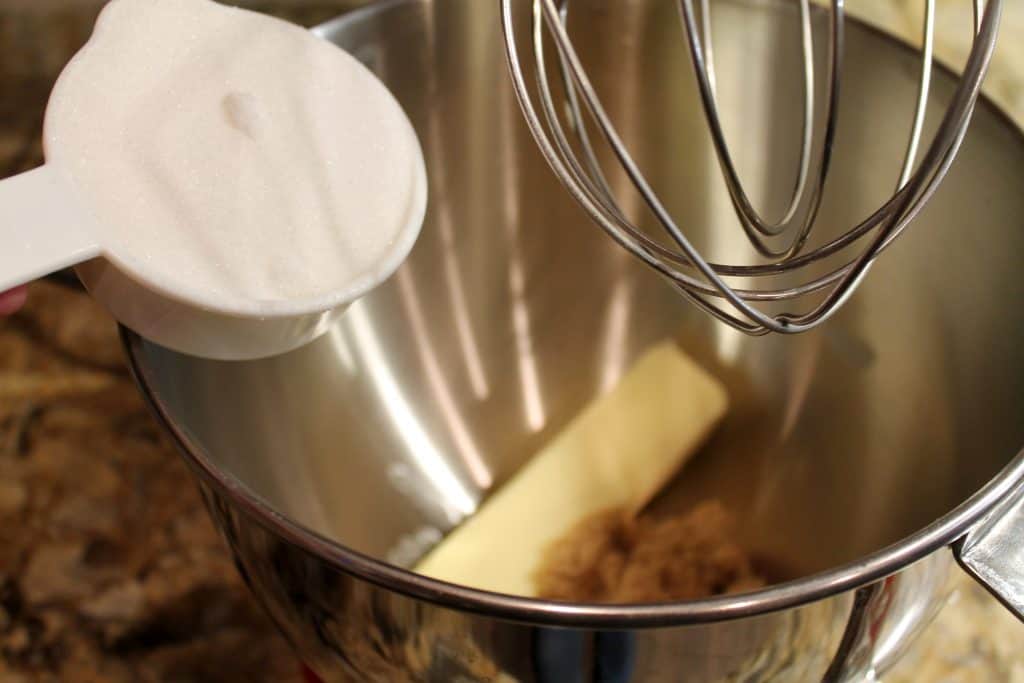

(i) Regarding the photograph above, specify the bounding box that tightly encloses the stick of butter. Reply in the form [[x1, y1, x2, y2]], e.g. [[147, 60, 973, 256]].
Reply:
[[414, 340, 728, 597]]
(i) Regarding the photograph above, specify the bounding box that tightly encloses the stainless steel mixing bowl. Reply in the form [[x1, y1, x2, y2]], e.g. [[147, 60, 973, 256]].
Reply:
[[122, 0, 1024, 680]]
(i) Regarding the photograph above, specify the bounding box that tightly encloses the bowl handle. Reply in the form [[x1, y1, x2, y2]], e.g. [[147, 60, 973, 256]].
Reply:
[[953, 477, 1024, 622]]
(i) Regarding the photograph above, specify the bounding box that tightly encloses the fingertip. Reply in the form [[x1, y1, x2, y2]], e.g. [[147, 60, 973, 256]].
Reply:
[[0, 285, 29, 315]]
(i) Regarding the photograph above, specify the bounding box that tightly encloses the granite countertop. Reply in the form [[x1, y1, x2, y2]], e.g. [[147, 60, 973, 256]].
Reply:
[[1, 2, 1023, 681], [0, 6, 341, 681]]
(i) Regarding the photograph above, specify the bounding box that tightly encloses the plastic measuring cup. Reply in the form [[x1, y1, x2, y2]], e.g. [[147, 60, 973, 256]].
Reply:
[[0, 4, 427, 362], [0, 157, 425, 361]]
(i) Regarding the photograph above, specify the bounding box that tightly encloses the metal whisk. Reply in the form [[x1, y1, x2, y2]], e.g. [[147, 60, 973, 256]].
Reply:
[[499, 0, 1002, 335]]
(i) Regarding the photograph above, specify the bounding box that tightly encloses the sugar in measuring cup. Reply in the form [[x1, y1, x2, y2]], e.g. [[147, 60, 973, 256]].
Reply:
[[0, 0, 427, 360]]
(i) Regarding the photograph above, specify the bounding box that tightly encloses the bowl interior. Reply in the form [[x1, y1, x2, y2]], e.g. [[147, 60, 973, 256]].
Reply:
[[130, 0, 1024, 585]]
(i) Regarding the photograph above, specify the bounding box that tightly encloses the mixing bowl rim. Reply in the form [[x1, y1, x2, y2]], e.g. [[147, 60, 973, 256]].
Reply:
[[121, 0, 1024, 627]]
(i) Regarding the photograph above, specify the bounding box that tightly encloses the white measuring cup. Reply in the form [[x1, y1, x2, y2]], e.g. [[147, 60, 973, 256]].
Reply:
[[0, 0, 428, 362], [0, 158, 425, 361]]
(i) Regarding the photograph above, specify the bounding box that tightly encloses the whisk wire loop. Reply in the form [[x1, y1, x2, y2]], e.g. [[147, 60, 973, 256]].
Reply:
[[499, 0, 1001, 334]]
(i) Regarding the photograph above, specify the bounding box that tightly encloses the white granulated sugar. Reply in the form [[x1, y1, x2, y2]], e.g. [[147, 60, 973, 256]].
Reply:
[[44, 0, 425, 309]]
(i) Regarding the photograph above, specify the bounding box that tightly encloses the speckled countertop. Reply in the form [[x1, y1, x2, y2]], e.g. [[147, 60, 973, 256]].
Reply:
[[0, 1, 1022, 681], [0, 6, 345, 681]]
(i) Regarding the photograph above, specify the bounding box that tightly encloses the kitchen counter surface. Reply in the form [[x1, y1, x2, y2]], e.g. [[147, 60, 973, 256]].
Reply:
[[1, 2, 1022, 681]]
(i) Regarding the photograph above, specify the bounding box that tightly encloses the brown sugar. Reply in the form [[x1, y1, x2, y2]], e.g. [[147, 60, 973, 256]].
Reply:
[[533, 500, 764, 603]]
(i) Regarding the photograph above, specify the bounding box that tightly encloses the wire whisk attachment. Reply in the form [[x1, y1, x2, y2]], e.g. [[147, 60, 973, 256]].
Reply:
[[500, 0, 1002, 334]]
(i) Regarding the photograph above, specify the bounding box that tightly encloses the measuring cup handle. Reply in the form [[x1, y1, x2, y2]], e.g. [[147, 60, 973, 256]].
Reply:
[[0, 165, 101, 292]]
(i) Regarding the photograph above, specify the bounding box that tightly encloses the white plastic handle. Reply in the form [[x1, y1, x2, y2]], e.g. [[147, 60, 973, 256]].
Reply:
[[0, 165, 101, 291]]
